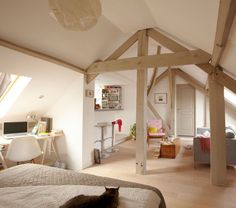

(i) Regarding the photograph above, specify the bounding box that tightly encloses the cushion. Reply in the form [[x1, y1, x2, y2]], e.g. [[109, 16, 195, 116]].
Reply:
[[203, 130, 210, 137], [148, 127, 158, 133], [226, 132, 235, 138], [148, 132, 165, 137]]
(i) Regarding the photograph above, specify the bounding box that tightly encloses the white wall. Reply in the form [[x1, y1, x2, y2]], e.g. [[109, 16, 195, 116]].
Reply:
[[225, 105, 236, 128], [45, 75, 84, 170], [0, 46, 96, 170], [148, 70, 206, 135], [95, 84, 136, 133], [205, 97, 236, 129], [95, 69, 208, 139], [82, 80, 95, 168], [94, 72, 137, 144], [195, 90, 205, 129], [45, 75, 95, 170], [148, 76, 169, 122]]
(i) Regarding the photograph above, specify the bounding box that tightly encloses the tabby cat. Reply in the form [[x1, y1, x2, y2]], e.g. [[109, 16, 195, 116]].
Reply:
[[60, 186, 120, 208]]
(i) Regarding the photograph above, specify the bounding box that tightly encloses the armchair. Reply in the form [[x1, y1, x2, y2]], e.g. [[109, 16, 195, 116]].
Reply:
[[194, 127, 236, 167], [147, 119, 166, 145]]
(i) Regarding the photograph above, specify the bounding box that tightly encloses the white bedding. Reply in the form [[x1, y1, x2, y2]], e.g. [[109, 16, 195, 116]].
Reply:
[[0, 185, 161, 208]]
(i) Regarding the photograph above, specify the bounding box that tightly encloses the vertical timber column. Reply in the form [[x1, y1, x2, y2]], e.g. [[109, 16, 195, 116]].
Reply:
[[136, 30, 148, 174], [168, 68, 176, 136], [209, 73, 227, 186], [204, 77, 209, 127]]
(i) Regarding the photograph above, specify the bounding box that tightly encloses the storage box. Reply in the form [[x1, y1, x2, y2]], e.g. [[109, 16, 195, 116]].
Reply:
[[160, 138, 180, 158]]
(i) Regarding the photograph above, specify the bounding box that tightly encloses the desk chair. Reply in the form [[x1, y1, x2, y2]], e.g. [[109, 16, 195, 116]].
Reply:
[[6, 136, 42, 164], [0, 145, 7, 169]]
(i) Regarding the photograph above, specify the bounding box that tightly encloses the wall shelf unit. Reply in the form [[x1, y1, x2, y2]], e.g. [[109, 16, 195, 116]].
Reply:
[[99, 85, 122, 111]]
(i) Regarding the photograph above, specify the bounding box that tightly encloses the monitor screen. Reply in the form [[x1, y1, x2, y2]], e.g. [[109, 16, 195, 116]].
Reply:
[[3, 121, 28, 135]]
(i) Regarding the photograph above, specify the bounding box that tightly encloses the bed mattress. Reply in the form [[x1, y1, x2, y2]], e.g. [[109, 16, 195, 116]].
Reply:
[[0, 164, 166, 208]]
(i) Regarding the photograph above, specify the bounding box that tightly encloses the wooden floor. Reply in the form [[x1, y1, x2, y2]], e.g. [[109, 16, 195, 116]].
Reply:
[[81, 138, 236, 208]]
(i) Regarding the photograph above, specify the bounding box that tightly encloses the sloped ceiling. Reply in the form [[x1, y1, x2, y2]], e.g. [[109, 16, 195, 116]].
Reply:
[[0, 46, 82, 122], [0, 0, 235, 80], [0, 0, 124, 69]]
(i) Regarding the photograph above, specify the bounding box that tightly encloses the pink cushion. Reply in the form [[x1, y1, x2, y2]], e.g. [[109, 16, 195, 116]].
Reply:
[[148, 132, 165, 137], [147, 119, 165, 138]]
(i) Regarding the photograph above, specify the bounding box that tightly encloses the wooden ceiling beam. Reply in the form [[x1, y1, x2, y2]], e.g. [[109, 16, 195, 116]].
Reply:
[[0, 38, 85, 74], [214, 68, 236, 94], [154, 69, 168, 86], [147, 28, 236, 93], [87, 49, 210, 74], [175, 68, 207, 94], [211, 0, 236, 67], [147, 45, 161, 95], [86, 31, 139, 83], [147, 29, 187, 52], [106, 31, 139, 60], [198, 64, 236, 94]]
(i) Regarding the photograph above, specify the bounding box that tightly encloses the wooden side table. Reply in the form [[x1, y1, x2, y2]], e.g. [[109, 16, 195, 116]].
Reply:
[[160, 138, 181, 158]]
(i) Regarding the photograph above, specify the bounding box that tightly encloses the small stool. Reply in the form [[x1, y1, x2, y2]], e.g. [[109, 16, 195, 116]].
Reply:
[[95, 122, 112, 159]]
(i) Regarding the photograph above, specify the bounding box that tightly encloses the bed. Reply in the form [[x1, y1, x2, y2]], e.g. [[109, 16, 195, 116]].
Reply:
[[0, 164, 166, 208]]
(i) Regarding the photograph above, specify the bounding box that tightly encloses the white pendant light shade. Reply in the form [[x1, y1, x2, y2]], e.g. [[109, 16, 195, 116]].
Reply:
[[48, 0, 102, 31]]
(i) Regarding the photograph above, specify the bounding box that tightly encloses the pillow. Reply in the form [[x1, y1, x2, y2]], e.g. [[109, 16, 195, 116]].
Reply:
[[148, 127, 158, 133], [226, 132, 235, 138], [203, 130, 210, 137], [225, 126, 236, 138]]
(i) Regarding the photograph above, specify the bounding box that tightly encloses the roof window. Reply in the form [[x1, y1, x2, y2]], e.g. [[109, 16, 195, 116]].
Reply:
[[224, 88, 236, 107], [0, 72, 31, 118]]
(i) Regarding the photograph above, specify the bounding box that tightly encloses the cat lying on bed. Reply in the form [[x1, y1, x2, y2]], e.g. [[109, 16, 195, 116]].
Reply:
[[60, 186, 120, 208]]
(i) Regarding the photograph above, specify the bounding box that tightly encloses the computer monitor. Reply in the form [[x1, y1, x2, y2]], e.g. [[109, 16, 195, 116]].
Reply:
[[3, 121, 28, 135]]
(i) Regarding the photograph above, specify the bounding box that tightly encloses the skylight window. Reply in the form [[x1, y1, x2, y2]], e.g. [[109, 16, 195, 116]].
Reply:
[[0, 73, 31, 118], [0, 73, 18, 100], [224, 88, 236, 107]]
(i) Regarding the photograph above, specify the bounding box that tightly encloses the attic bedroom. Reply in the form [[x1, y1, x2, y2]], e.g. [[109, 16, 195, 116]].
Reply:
[[0, 0, 236, 208]]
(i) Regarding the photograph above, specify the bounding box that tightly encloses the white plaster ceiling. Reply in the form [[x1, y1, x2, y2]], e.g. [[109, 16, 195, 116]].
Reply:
[[101, 0, 156, 33], [0, 0, 123, 69], [0, 0, 235, 77]]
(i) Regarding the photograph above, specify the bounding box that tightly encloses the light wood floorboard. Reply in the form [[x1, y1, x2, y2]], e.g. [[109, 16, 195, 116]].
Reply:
[[81, 138, 236, 208]]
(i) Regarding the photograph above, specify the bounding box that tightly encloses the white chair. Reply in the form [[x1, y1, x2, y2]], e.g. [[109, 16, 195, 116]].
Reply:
[[6, 136, 42, 164]]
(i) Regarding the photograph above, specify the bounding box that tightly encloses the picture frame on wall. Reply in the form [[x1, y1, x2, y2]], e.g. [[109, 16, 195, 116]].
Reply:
[[154, 93, 167, 104], [85, 89, 94, 98]]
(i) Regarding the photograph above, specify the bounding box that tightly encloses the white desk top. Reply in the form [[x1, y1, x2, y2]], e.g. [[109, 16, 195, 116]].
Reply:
[[0, 133, 63, 146]]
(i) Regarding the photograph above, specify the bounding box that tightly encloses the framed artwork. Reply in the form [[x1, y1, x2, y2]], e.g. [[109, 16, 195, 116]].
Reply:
[[154, 93, 167, 104], [85, 89, 94, 98]]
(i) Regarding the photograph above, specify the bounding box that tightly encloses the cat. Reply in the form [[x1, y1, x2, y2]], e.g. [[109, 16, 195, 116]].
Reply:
[[60, 186, 120, 208]]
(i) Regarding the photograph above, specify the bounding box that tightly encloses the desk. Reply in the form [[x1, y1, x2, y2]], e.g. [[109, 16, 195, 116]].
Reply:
[[0, 133, 63, 169]]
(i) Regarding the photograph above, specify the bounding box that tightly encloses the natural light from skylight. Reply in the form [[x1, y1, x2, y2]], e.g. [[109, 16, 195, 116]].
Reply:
[[0, 74, 31, 118], [224, 88, 236, 107]]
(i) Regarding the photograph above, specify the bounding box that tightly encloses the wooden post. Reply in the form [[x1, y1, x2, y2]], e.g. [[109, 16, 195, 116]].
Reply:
[[147, 45, 161, 95], [168, 68, 176, 136], [136, 30, 148, 174], [204, 94, 207, 127], [209, 73, 227, 186]]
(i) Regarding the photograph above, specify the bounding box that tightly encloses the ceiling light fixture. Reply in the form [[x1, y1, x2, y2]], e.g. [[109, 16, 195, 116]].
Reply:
[[48, 0, 102, 31]]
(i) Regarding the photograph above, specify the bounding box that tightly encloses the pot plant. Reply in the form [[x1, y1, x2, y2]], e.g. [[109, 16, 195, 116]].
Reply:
[[130, 123, 136, 139]]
